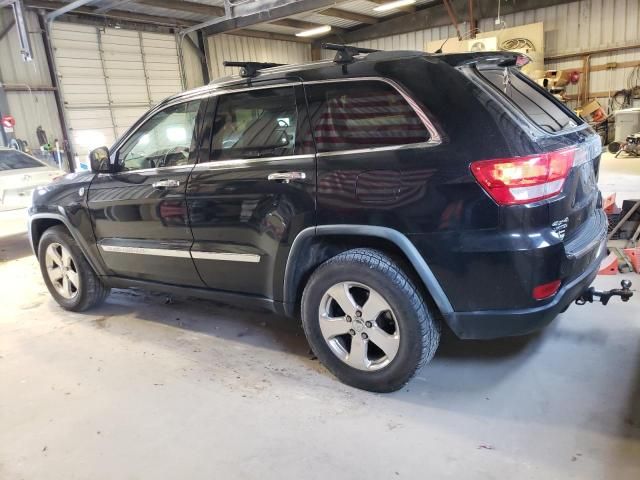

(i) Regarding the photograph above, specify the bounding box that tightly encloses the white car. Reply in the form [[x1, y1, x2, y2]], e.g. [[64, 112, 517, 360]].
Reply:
[[0, 148, 62, 211]]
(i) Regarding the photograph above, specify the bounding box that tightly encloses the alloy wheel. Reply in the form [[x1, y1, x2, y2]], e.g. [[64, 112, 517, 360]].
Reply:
[[318, 281, 400, 371], [45, 242, 79, 300]]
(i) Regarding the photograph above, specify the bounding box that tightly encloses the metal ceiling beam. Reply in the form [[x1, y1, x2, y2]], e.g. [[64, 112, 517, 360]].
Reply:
[[45, 0, 96, 21], [137, 0, 224, 17], [316, 7, 378, 25], [326, 0, 572, 45], [25, 0, 195, 27], [226, 28, 312, 44], [94, 0, 133, 14], [186, 0, 339, 36], [271, 18, 326, 30]]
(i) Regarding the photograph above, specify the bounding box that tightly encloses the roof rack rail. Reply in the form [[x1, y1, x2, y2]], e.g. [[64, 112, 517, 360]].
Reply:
[[321, 43, 379, 64], [223, 61, 286, 78]]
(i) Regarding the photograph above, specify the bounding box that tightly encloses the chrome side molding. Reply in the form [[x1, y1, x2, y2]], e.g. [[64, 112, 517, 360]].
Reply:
[[99, 244, 260, 263]]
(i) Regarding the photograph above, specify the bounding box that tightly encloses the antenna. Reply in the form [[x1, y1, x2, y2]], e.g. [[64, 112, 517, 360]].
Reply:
[[434, 37, 449, 54]]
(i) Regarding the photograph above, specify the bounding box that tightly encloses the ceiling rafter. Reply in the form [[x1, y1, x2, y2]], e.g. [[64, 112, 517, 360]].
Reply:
[[226, 28, 312, 44], [94, 0, 133, 14], [24, 0, 204, 27], [316, 7, 378, 25], [136, 0, 224, 17]]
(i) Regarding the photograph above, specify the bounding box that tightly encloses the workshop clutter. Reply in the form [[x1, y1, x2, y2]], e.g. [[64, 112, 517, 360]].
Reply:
[[600, 194, 640, 274]]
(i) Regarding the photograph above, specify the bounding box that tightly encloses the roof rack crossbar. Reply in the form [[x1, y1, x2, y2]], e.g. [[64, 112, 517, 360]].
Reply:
[[223, 61, 287, 78], [321, 43, 379, 64]]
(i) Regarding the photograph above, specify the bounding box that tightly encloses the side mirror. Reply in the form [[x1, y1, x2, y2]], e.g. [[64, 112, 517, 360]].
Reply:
[[89, 146, 111, 173]]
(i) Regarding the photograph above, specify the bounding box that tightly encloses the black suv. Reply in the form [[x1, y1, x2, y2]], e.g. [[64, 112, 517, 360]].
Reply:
[[29, 48, 608, 392]]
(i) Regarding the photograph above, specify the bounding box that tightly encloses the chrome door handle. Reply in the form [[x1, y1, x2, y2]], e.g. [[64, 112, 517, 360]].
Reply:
[[152, 179, 181, 189], [267, 172, 306, 183]]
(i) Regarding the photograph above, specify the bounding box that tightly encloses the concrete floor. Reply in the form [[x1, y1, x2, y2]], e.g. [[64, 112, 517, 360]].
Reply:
[[1, 153, 639, 479]]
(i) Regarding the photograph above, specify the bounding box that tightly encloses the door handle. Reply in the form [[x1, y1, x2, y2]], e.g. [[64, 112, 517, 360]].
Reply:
[[267, 172, 306, 183], [152, 179, 181, 189]]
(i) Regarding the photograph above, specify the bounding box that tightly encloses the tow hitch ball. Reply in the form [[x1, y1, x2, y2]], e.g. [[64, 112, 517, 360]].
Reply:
[[575, 280, 633, 306]]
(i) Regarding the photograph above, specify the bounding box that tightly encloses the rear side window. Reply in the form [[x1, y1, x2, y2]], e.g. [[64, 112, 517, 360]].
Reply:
[[0, 150, 45, 171], [478, 68, 581, 133], [210, 87, 298, 160], [303, 81, 429, 153]]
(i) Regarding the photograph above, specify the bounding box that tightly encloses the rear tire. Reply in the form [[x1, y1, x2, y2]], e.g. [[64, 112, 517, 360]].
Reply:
[[301, 248, 440, 392], [38, 226, 110, 311]]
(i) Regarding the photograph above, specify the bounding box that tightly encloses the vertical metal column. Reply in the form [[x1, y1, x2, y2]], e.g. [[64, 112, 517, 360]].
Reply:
[[197, 31, 210, 85], [38, 12, 74, 171]]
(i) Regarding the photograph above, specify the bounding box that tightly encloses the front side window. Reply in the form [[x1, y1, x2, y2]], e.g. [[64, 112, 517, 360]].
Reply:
[[303, 81, 430, 153], [210, 87, 298, 160], [0, 150, 46, 171], [118, 100, 201, 172]]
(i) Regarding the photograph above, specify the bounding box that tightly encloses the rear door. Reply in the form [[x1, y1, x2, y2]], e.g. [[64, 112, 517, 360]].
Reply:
[[303, 78, 438, 231], [186, 84, 315, 300], [88, 99, 206, 286]]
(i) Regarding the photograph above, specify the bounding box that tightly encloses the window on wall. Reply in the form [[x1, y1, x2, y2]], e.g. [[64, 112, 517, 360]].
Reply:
[[210, 87, 298, 160], [302, 81, 430, 153], [117, 100, 201, 171]]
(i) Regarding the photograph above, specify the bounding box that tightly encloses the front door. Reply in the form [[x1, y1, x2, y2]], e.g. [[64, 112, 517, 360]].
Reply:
[[187, 84, 316, 300], [88, 99, 206, 286]]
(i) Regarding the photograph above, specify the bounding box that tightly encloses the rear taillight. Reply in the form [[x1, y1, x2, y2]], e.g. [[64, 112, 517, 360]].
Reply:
[[470, 147, 576, 205]]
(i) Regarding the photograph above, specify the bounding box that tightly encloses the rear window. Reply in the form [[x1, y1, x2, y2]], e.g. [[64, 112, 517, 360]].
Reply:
[[478, 67, 581, 133], [0, 150, 45, 171]]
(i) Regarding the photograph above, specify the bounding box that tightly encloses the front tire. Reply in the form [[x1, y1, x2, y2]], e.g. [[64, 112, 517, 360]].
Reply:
[[38, 226, 110, 311], [301, 248, 440, 392]]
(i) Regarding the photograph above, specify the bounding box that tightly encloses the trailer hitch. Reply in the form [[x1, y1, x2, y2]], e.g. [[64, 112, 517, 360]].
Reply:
[[575, 280, 633, 306]]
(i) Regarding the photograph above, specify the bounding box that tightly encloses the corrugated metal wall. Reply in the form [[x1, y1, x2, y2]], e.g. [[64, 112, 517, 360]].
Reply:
[[330, 0, 640, 112], [207, 34, 311, 81], [0, 10, 63, 152]]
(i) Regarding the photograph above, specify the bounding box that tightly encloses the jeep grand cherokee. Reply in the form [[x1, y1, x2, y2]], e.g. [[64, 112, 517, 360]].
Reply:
[[29, 48, 611, 392]]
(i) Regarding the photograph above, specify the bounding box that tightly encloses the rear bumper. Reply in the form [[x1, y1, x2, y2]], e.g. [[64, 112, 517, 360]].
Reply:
[[443, 237, 606, 339]]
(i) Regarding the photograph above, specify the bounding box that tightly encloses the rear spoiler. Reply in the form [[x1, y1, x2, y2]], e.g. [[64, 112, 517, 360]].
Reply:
[[436, 51, 530, 68]]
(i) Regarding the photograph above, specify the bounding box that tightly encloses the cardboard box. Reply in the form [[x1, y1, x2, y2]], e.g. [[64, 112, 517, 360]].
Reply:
[[580, 100, 607, 123]]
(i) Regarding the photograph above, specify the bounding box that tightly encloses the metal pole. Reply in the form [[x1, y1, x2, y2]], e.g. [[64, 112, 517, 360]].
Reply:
[[37, 12, 74, 172], [12, 0, 33, 61], [197, 31, 210, 84]]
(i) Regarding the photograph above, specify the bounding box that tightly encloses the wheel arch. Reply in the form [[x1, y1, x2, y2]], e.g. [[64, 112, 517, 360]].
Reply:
[[29, 213, 106, 275], [282, 225, 453, 318]]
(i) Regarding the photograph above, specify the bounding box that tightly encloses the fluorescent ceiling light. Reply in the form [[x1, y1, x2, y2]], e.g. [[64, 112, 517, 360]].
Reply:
[[295, 25, 331, 37], [373, 0, 416, 12]]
